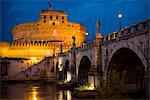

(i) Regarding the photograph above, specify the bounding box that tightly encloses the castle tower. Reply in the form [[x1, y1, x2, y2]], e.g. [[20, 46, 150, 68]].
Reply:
[[0, 3, 86, 59]]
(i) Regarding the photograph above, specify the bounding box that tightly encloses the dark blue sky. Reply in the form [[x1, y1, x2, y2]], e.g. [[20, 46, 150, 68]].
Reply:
[[0, 0, 149, 42]]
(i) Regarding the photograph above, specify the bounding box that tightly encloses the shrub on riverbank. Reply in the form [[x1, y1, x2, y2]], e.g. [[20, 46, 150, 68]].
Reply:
[[97, 70, 127, 99]]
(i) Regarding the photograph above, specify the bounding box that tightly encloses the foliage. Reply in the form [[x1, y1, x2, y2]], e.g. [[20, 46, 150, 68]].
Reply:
[[78, 83, 95, 90], [97, 70, 127, 99]]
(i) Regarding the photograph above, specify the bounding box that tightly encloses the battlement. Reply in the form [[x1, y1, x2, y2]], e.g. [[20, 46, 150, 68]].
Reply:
[[41, 9, 67, 15], [11, 40, 72, 50]]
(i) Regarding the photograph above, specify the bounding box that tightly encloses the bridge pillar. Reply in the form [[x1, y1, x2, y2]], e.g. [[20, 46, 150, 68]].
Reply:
[[145, 67, 150, 99], [88, 65, 102, 89], [54, 58, 58, 80], [71, 36, 77, 85], [71, 63, 77, 86]]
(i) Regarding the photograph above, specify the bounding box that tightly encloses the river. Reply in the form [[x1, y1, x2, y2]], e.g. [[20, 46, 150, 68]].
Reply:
[[1, 82, 74, 100]]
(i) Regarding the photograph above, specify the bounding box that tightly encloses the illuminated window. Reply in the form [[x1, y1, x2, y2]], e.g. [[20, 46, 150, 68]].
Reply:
[[50, 16, 52, 19]]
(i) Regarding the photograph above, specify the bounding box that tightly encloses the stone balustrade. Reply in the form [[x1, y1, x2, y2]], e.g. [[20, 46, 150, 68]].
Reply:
[[75, 41, 96, 52], [101, 19, 149, 43]]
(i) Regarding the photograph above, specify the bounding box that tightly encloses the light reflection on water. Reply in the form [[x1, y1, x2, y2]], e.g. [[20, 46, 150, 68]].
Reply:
[[1, 83, 72, 100], [57, 90, 72, 100], [29, 86, 39, 100]]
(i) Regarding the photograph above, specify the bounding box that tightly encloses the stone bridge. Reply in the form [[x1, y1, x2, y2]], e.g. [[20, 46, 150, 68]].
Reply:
[[51, 19, 149, 97], [16, 19, 149, 98], [53, 19, 149, 84]]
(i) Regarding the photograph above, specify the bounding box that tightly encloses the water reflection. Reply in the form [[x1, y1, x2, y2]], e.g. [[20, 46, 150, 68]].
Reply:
[[32, 91, 37, 100], [29, 86, 39, 100], [57, 90, 72, 100], [1, 83, 73, 100]]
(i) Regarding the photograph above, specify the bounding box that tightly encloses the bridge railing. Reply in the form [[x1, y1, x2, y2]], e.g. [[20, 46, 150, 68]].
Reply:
[[58, 19, 149, 55], [101, 19, 149, 44], [75, 41, 97, 52]]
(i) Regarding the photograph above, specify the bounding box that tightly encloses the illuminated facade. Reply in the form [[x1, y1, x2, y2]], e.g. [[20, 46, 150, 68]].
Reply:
[[0, 9, 86, 59]]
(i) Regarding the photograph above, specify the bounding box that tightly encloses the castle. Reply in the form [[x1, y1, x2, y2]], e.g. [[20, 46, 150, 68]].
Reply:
[[0, 7, 86, 61]]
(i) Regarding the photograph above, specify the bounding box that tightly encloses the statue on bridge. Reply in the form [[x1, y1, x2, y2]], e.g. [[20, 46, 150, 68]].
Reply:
[[72, 35, 76, 49], [60, 44, 63, 54], [72, 35, 76, 43], [96, 18, 100, 33], [96, 18, 103, 39]]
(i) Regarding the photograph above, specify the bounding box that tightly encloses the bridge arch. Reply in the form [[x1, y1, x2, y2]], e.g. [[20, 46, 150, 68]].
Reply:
[[78, 56, 91, 85], [76, 53, 92, 77], [63, 59, 72, 82], [108, 42, 148, 71], [107, 47, 146, 98]]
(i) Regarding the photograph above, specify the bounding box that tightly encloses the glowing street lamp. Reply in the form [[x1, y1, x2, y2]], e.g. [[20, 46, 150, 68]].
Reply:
[[118, 13, 123, 30], [86, 32, 88, 36], [118, 13, 122, 19], [85, 32, 88, 43]]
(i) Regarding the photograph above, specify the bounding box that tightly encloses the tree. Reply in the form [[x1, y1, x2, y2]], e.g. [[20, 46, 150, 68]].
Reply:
[[97, 69, 127, 99]]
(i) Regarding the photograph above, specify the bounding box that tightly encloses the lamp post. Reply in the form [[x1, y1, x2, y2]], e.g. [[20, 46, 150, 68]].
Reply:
[[118, 13, 123, 30], [85, 32, 88, 43], [67, 43, 69, 51]]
